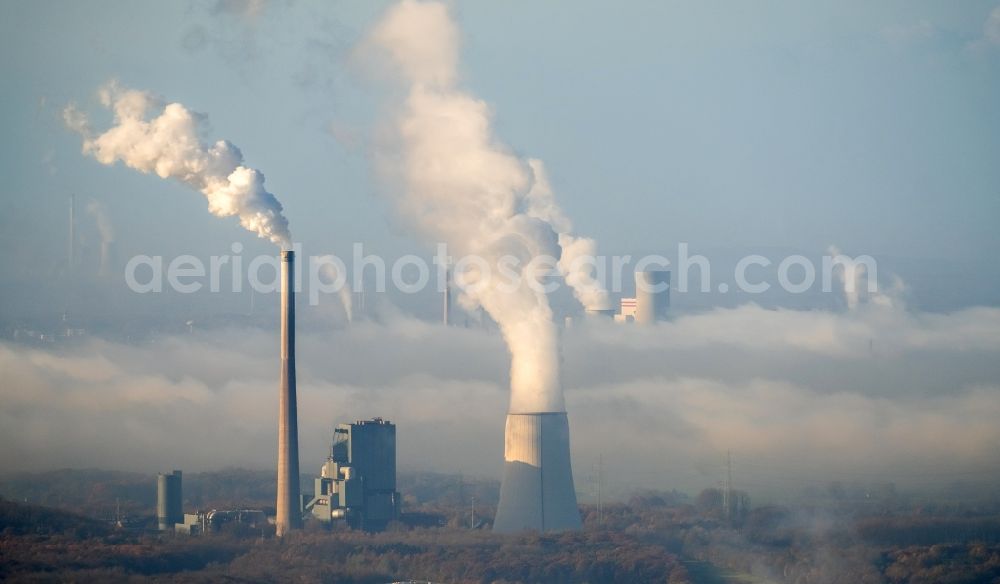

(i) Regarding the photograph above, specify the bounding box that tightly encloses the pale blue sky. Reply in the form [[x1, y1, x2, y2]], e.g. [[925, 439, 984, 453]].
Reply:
[[1, 0, 999, 314]]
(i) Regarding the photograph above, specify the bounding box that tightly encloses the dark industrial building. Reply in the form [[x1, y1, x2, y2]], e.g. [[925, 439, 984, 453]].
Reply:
[[156, 470, 183, 531], [306, 418, 400, 531]]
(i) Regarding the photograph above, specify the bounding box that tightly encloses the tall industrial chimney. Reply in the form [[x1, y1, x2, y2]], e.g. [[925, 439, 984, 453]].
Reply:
[[493, 412, 582, 533], [635, 270, 670, 324], [276, 250, 302, 536]]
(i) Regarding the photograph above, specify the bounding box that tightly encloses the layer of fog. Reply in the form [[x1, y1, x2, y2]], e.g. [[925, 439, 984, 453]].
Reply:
[[3, 299, 998, 501]]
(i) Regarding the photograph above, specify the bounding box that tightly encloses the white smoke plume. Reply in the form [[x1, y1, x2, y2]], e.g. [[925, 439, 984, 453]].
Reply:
[[985, 5, 1000, 46], [319, 262, 353, 323], [86, 198, 117, 278], [64, 82, 291, 248], [828, 246, 865, 310], [525, 159, 611, 311], [85, 199, 114, 244], [828, 246, 903, 311], [364, 0, 608, 412], [339, 284, 354, 323]]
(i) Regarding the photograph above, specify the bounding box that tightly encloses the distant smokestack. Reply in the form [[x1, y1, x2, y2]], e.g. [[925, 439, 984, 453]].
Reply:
[[635, 270, 670, 324], [276, 250, 301, 536], [494, 412, 581, 533], [87, 199, 116, 278]]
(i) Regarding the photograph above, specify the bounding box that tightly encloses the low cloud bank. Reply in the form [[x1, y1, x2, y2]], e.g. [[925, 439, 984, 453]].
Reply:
[[2, 302, 998, 498]]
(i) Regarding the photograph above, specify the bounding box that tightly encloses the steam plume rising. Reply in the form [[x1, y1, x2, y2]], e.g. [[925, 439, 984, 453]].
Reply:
[[85, 199, 114, 245], [827, 246, 866, 311], [524, 159, 611, 311], [320, 262, 354, 323], [87, 199, 117, 278], [365, 0, 608, 412], [64, 82, 291, 248]]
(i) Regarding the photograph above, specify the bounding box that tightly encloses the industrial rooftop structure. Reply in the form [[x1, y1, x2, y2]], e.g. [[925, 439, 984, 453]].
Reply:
[[306, 417, 400, 532]]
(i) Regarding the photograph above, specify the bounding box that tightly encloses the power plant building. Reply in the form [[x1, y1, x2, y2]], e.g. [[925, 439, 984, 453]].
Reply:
[[156, 470, 183, 531], [612, 271, 670, 323], [306, 418, 400, 531], [614, 297, 637, 322], [175, 509, 268, 535]]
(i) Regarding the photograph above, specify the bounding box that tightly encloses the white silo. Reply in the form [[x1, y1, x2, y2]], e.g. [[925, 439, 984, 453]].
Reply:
[[635, 270, 670, 324]]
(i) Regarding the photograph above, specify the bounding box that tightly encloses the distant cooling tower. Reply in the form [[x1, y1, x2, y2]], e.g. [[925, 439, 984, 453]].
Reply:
[[493, 412, 582, 533], [275, 250, 302, 536], [156, 470, 182, 531], [635, 270, 670, 324]]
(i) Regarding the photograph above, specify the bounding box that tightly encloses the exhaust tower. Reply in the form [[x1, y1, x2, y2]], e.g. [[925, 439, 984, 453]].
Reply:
[[276, 250, 302, 536]]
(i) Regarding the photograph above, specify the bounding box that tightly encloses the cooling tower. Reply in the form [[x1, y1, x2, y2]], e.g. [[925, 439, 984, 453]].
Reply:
[[276, 250, 302, 536], [493, 412, 582, 533], [635, 269, 670, 324]]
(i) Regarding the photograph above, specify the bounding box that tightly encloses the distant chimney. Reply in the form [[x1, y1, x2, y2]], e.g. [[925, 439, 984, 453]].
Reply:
[[276, 250, 302, 536]]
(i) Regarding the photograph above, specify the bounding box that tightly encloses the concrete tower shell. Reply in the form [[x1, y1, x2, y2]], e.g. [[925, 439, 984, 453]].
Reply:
[[275, 250, 302, 536], [493, 412, 582, 533], [635, 270, 670, 324]]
